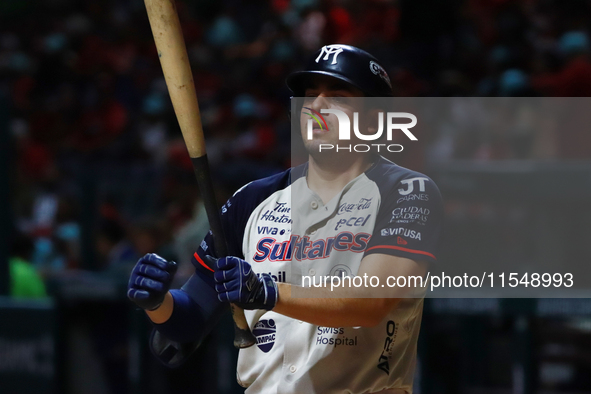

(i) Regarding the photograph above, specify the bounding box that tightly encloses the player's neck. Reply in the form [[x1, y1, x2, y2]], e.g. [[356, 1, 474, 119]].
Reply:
[[306, 154, 374, 204]]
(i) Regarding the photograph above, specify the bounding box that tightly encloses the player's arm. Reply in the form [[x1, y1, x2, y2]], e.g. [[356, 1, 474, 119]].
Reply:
[[146, 291, 174, 323], [127, 253, 226, 344], [273, 254, 427, 327], [127, 254, 227, 367], [212, 254, 427, 328], [127, 182, 250, 345]]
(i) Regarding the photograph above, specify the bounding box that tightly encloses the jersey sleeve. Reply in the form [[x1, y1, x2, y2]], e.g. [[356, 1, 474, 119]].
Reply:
[[364, 175, 443, 264], [192, 168, 293, 272], [193, 182, 252, 272]]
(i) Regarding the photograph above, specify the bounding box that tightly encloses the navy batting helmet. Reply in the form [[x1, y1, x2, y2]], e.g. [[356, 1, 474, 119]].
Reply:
[[286, 44, 393, 97]]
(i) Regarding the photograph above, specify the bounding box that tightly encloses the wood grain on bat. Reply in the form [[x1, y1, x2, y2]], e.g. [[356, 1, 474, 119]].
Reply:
[[144, 0, 205, 158]]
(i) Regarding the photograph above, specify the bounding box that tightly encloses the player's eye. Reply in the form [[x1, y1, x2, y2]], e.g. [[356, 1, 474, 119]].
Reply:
[[331, 96, 354, 106], [303, 95, 318, 104]]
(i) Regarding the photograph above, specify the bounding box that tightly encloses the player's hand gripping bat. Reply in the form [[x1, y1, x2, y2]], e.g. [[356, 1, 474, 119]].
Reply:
[[144, 0, 256, 349]]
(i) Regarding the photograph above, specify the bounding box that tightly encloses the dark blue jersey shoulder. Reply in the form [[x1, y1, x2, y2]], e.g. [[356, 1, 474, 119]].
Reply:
[[364, 156, 444, 263], [194, 168, 293, 267], [364, 156, 428, 193], [220, 167, 294, 257]]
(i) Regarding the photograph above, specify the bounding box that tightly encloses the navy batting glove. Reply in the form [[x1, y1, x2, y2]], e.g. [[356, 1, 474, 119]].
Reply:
[[127, 253, 178, 311], [213, 256, 278, 311]]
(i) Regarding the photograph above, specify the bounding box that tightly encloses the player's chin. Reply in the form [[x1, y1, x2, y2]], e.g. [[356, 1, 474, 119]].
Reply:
[[304, 140, 336, 155]]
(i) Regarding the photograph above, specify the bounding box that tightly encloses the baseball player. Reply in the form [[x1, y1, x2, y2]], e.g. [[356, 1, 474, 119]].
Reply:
[[128, 44, 443, 393]]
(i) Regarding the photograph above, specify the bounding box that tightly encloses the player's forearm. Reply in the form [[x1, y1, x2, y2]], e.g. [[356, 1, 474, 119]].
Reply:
[[273, 283, 398, 327], [146, 291, 174, 323], [146, 288, 215, 343]]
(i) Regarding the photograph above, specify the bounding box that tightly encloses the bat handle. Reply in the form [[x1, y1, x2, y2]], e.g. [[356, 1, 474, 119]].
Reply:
[[231, 305, 257, 348], [193, 157, 256, 348]]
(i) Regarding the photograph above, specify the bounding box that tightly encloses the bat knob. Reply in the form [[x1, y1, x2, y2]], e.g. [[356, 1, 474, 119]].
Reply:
[[233, 324, 256, 348]]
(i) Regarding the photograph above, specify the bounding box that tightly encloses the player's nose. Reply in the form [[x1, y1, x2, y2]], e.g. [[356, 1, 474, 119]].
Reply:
[[308, 93, 330, 112]]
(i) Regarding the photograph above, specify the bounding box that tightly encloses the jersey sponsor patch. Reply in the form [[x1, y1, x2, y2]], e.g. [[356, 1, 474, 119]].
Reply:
[[389, 206, 430, 224], [334, 214, 371, 230], [260, 202, 292, 224], [380, 227, 422, 240], [256, 226, 289, 236], [253, 319, 276, 353], [377, 320, 397, 375], [316, 327, 358, 348], [396, 193, 429, 204], [398, 177, 429, 196], [256, 271, 287, 283], [337, 198, 373, 215]]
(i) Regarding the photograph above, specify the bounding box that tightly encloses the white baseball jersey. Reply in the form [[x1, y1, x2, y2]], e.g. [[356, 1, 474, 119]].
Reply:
[[194, 156, 443, 394]]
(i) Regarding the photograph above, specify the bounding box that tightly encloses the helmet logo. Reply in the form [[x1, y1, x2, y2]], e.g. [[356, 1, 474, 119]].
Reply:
[[316, 45, 344, 65], [369, 61, 392, 89]]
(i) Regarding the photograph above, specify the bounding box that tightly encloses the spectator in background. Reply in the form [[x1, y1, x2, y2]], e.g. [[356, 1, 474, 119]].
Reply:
[[532, 31, 591, 97], [96, 219, 137, 275], [173, 199, 210, 282], [131, 217, 177, 262], [6, 0, 591, 275], [531, 31, 591, 159], [10, 233, 47, 298]]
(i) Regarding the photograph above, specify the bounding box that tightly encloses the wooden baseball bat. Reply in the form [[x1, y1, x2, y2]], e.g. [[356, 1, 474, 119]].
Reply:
[[144, 0, 256, 349]]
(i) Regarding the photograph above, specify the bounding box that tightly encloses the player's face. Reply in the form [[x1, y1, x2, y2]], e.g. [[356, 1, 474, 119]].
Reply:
[[299, 76, 364, 153]]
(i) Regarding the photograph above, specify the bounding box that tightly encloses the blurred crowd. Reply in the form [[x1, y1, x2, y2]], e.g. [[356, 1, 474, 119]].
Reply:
[[3, 0, 591, 292]]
